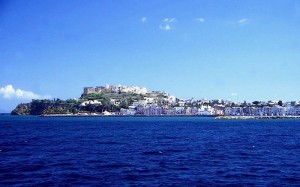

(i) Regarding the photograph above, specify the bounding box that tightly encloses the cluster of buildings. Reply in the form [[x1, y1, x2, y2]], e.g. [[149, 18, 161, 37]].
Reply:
[[119, 101, 300, 117], [120, 104, 216, 116], [81, 85, 300, 116], [84, 84, 147, 95], [224, 105, 300, 116]]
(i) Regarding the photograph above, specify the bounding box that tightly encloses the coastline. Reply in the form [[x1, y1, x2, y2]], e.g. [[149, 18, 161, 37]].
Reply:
[[39, 114, 300, 119], [5, 112, 300, 119], [40, 114, 218, 117], [215, 116, 300, 120]]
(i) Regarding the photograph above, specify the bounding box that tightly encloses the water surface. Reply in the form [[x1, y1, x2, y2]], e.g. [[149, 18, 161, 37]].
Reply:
[[1, 116, 300, 186]]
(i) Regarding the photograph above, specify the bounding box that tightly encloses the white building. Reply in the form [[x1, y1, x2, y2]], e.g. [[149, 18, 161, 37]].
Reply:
[[120, 108, 136, 115], [80, 100, 102, 106]]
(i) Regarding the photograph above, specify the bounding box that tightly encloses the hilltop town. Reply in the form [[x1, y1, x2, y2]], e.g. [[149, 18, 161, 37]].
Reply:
[[11, 84, 300, 117]]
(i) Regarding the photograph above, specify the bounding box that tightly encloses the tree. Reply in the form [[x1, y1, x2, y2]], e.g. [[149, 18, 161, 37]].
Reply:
[[120, 101, 129, 109]]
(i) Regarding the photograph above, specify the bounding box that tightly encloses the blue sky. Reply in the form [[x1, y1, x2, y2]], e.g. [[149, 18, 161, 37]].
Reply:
[[1, 0, 300, 112]]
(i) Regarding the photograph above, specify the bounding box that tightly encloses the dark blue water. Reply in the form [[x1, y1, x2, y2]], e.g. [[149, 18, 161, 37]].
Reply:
[[1, 116, 300, 186]]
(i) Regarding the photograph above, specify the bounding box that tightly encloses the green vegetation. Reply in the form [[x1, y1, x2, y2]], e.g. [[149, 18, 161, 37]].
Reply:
[[11, 92, 148, 115], [11, 99, 80, 115]]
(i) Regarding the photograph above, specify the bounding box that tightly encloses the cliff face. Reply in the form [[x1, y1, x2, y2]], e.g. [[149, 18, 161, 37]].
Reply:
[[11, 104, 31, 115]]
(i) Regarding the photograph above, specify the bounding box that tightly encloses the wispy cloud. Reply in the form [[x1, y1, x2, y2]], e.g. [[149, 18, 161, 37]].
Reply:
[[0, 85, 51, 100], [159, 17, 176, 31], [141, 17, 147, 23], [196, 17, 205, 23], [231, 93, 238, 96], [237, 18, 249, 25], [164, 18, 176, 23]]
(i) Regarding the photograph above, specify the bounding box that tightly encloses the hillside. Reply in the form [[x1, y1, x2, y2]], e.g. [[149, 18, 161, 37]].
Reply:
[[11, 91, 164, 115]]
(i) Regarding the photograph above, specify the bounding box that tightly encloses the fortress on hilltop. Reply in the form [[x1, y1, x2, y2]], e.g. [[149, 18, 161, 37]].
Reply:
[[83, 84, 148, 95]]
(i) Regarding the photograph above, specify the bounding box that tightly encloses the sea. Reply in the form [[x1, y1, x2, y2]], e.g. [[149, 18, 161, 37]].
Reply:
[[1, 115, 300, 186]]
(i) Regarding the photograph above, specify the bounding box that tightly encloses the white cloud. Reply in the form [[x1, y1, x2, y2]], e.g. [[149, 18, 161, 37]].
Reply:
[[163, 18, 176, 23], [238, 18, 249, 25], [231, 93, 238, 96], [196, 17, 205, 22], [0, 85, 51, 100], [159, 18, 176, 31], [159, 24, 171, 31], [141, 17, 147, 22]]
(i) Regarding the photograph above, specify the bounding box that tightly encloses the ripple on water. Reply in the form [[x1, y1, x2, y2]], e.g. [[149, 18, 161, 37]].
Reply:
[[142, 151, 164, 155]]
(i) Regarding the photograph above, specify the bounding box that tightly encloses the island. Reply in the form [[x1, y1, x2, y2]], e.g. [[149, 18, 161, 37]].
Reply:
[[11, 84, 300, 118]]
